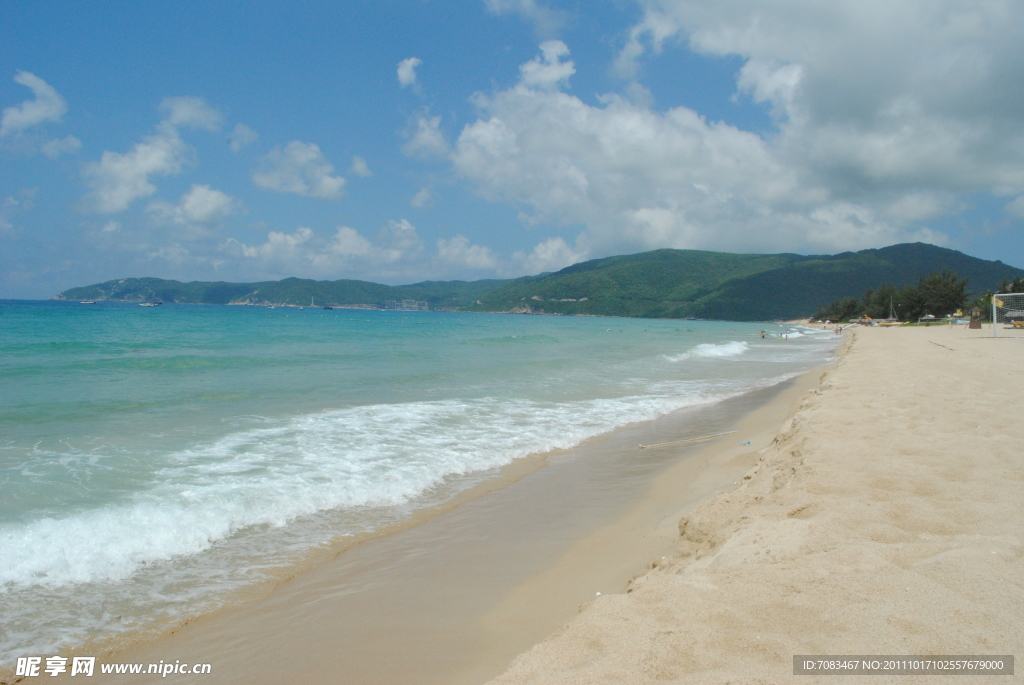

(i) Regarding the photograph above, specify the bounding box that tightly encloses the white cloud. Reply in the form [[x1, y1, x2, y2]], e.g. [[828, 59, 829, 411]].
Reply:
[[0, 72, 67, 137], [100, 221, 120, 233], [410, 187, 434, 208], [449, 38, 979, 258], [40, 135, 81, 158], [82, 129, 190, 213], [158, 96, 222, 131], [146, 243, 191, 264], [228, 123, 258, 152], [327, 226, 373, 258], [147, 184, 240, 232], [483, 0, 566, 37], [350, 155, 373, 177], [883, 193, 948, 222], [512, 237, 584, 274], [519, 40, 575, 90], [253, 141, 346, 200], [619, 0, 1024, 195], [402, 115, 450, 159], [437, 235, 497, 269], [82, 96, 225, 213], [225, 220, 426, 278], [397, 57, 423, 92], [228, 226, 314, 261], [375, 218, 424, 262]]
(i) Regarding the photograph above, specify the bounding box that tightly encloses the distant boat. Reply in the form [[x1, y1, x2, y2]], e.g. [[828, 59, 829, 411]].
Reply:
[[323, 305, 334, 310], [80, 301, 95, 304], [139, 301, 162, 307]]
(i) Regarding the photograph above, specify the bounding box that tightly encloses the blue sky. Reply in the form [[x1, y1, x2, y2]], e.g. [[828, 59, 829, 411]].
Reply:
[[2, 0, 1023, 298]]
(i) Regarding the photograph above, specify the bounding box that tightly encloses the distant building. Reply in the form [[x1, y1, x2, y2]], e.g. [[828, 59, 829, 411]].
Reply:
[[382, 300, 429, 311]]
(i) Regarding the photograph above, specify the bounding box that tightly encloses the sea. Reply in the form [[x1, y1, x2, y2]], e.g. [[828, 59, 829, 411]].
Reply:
[[0, 300, 839, 664]]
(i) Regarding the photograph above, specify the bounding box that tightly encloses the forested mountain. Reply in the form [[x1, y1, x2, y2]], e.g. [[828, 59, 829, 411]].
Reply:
[[465, 243, 1024, 320], [55, 243, 1024, 321]]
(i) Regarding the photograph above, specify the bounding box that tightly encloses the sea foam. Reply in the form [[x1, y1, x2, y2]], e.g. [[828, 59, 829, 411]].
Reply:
[[1, 392, 728, 591], [665, 340, 749, 362]]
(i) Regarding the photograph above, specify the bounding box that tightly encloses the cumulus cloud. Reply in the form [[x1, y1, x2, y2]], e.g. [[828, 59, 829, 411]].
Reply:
[[0, 72, 67, 137], [227, 226, 315, 262], [350, 155, 373, 177], [375, 218, 424, 262], [327, 226, 374, 258], [512, 236, 584, 274], [224, 220, 426, 279], [82, 96, 225, 213], [401, 114, 450, 159], [449, 33, 1022, 258], [147, 184, 241, 233], [397, 57, 423, 92], [519, 40, 575, 90], [158, 96, 222, 131], [41, 135, 81, 158], [228, 123, 258, 152], [410, 187, 434, 208], [253, 141, 346, 199], [619, 0, 1024, 195], [483, 0, 566, 37], [437, 235, 497, 270], [82, 129, 190, 213]]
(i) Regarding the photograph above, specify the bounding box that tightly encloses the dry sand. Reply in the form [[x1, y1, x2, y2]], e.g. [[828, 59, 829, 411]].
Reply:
[[488, 326, 1023, 684]]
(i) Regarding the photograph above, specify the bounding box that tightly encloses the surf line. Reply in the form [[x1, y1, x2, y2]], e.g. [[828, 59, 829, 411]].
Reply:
[[638, 430, 738, 450]]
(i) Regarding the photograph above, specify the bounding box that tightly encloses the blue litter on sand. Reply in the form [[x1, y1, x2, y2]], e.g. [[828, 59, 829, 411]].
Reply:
[[740, 441, 751, 445]]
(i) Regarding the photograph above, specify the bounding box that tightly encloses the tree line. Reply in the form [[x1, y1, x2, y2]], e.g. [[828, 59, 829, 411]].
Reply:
[[812, 271, 1024, 323]]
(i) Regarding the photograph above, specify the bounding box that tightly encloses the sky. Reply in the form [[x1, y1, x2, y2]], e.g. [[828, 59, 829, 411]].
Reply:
[[2, 0, 1024, 299]]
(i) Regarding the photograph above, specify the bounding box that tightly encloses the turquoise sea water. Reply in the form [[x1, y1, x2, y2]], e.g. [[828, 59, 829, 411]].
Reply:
[[0, 300, 838, 663]]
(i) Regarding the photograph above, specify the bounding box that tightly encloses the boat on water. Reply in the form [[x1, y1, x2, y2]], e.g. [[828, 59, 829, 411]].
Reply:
[[139, 301, 163, 307], [79, 301, 96, 304]]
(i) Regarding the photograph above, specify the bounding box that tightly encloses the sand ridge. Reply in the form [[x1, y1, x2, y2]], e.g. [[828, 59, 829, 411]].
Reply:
[[488, 326, 1023, 684]]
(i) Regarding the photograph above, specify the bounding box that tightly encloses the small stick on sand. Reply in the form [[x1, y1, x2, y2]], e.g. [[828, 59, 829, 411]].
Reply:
[[638, 430, 738, 449]]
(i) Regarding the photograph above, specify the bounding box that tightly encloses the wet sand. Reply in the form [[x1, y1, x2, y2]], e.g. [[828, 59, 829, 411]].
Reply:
[[63, 360, 827, 684], [488, 326, 1023, 684]]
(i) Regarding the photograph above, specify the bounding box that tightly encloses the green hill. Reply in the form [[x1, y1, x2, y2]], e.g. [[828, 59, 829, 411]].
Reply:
[[466, 243, 1024, 320], [55, 243, 1024, 320], [55, 276, 507, 310]]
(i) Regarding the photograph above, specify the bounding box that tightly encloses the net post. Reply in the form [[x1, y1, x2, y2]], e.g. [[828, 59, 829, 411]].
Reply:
[[993, 296, 998, 338]]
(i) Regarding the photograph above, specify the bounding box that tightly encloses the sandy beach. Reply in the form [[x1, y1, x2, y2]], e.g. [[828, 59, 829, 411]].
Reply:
[[488, 325, 1023, 684], [15, 331, 829, 685], [10, 325, 1020, 685]]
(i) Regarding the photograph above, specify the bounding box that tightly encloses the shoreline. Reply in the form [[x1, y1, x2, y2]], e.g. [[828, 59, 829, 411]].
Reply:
[[488, 325, 1023, 684], [12, 351, 837, 684]]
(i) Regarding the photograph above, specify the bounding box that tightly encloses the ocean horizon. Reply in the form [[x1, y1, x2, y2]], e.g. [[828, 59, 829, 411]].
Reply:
[[0, 300, 838, 664]]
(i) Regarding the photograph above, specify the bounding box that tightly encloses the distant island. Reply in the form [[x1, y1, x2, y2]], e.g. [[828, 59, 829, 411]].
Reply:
[[55, 243, 1024, 321]]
